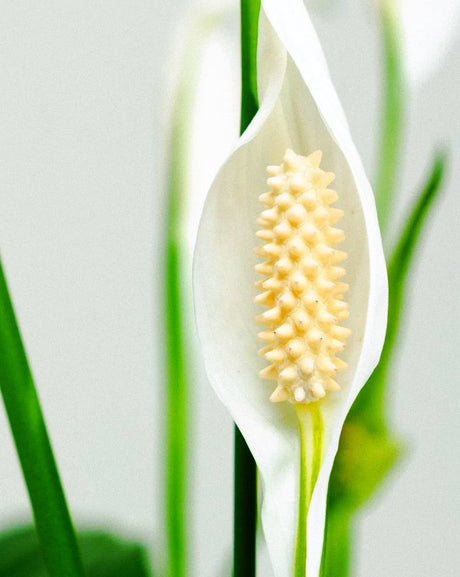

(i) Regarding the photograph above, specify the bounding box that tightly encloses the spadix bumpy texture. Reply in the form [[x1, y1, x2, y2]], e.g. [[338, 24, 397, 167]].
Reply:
[[255, 149, 351, 405]]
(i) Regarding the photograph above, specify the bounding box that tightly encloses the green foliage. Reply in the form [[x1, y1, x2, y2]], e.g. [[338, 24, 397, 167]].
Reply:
[[352, 152, 448, 430], [0, 261, 84, 577], [320, 507, 351, 577], [328, 423, 401, 512], [322, 153, 448, 577], [0, 525, 151, 577]]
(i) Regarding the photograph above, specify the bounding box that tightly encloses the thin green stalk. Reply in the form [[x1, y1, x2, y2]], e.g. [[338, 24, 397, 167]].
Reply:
[[165, 238, 188, 577], [164, 34, 196, 577], [320, 505, 352, 577], [0, 260, 85, 577], [294, 405, 323, 577], [233, 2, 260, 577], [375, 0, 405, 235], [240, 0, 260, 133]]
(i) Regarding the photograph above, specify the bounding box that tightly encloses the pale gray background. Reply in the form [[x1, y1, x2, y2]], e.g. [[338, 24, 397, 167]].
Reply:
[[0, 1, 459, 576]]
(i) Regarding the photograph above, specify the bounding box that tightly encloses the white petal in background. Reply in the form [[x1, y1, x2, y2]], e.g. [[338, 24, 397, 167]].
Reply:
[[187, 8, 240, 254], [160, 0, 239, 255], [394, 0, 460, 86], [194, 1, 387, 576], [167, 7, 241, 574], [320, 0, 460, 88]]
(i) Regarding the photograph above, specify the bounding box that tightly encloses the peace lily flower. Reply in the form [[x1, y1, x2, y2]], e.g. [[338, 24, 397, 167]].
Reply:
[[194, 1, 387, 576]]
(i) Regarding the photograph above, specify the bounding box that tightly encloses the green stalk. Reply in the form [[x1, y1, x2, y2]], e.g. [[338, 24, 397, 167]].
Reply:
[[0, 260, 85, 577], [165, 234, 188, 577], [294, 405, 323, 577], [164, 32, 197, 577], [233, 2, 260, 577], [320, 505, 352, 577], [375, 0, 405, 235], [240, 0, 260, 133]]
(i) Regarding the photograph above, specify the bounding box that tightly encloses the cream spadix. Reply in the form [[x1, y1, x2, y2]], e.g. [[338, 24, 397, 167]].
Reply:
[[255, 149, 350, 405], [193, 1, 387, 576]]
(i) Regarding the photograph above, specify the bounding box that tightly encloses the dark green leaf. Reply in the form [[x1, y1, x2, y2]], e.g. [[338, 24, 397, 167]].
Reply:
[[0, 261, 84, 577], [0, 524, 152, 577]]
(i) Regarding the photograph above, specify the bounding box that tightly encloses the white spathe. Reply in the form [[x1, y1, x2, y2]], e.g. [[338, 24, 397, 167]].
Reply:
[[194, 1, 387, 576]]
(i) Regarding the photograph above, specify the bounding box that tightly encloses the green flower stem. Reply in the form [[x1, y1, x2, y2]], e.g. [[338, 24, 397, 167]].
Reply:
[[0, 260, 85, 577], [375, 0, 405, 235], [164, 11, 229, 575], [320, 505, 352, 577], [240, 0, 260, 132], [294, 404, 324, 577], [234, 2, 260, 577], [165, 237, 188, 577], [164, 24, 202, 577], [165, 140, 189, 577]]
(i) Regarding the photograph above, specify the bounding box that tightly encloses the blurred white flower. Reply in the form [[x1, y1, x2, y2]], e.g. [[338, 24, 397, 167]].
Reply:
[[385, 0, 460, 86], [186, 9, 240, 254], [193, 1, 387, 576], [162, 0, 240, 259]]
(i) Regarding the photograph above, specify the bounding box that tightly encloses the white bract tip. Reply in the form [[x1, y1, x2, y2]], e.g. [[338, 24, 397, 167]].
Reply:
[[193, 1, 387, 576]]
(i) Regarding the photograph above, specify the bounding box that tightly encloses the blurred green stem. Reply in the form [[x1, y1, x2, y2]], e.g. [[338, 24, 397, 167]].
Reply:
[[322, 153, 447, 577], [375, 0, 404, 235], [321, 506, 352, 577], [322, 4, 405, 573], [234, 2, 260, 577], [322, 3, 447, 576], [164, 30, 197, 577], [0, 260, 85, 577]]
